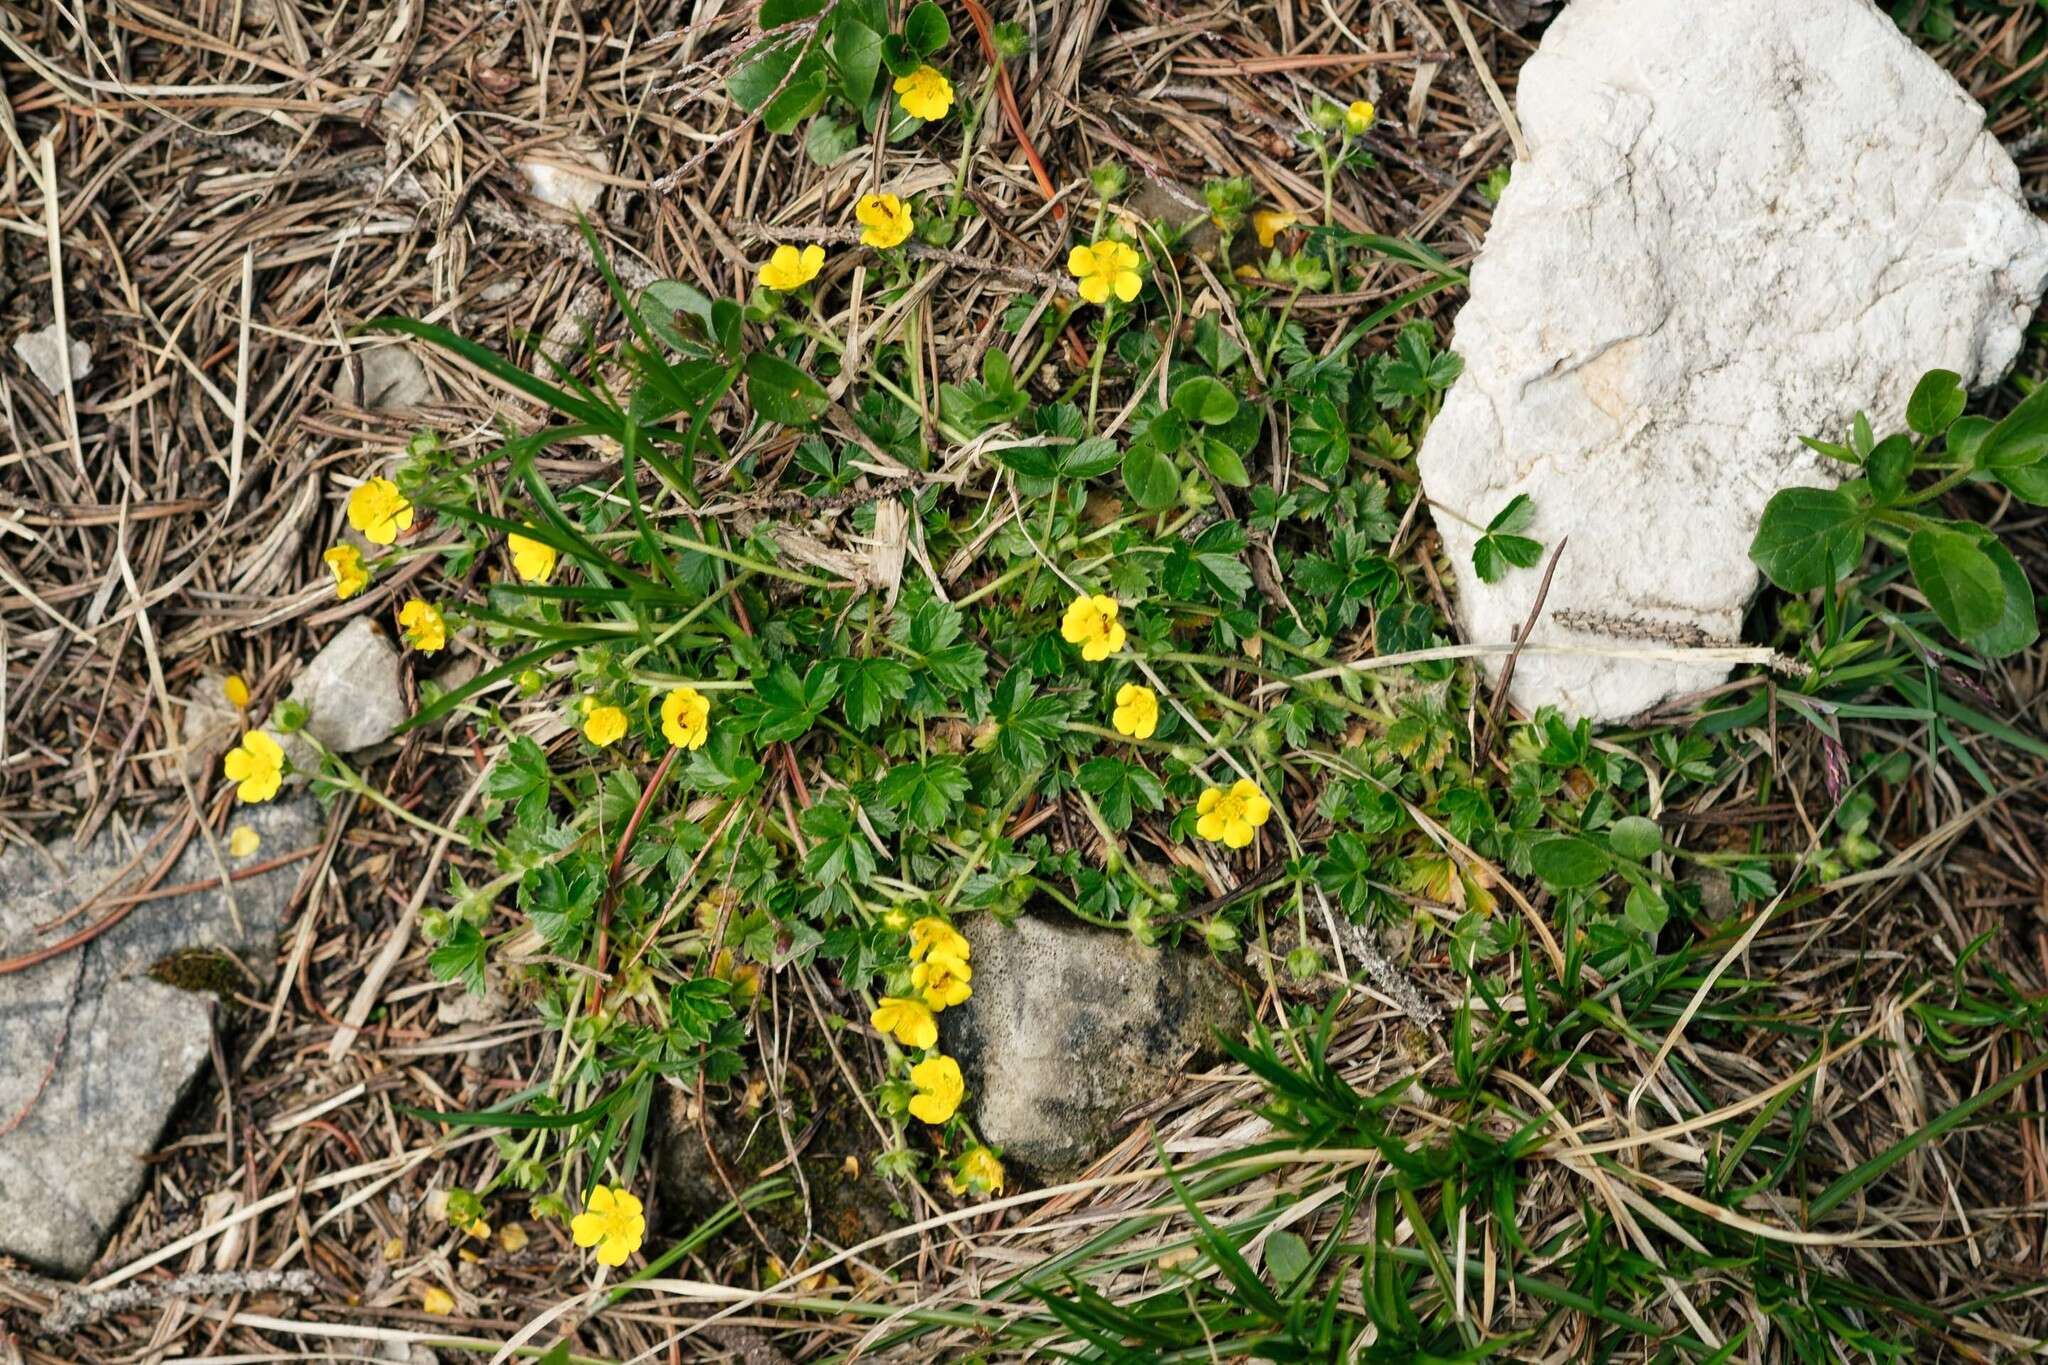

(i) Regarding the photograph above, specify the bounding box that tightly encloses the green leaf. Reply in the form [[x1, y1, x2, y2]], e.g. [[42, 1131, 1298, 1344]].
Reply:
[[878, 757, 970, 830], [727, 37, 805, 112], [1972, 381, 2048, 473], [1196, 436, 1250, 487], [1906, 368, 1965, 436], [1171, 375, 1239, 425], [1123, 443, 1180, 509], [803, 114, 860, 166], [1866, 433, 1912, 504], [744, 352, 830, 426], [801, 801, 877, 886], [1907, 524, 2006, 638], [1623, 882, 1669, 936], [1076, 756, 1165, 830], [761, 0, 827, 24], [1471, 494, 1543, 583], [904, 0, 949, 54], [839, 655, 912, 729], [428, 923, 487, 995], [1748, 486, 1865, 591], [762, 71, 827, 134], [1059, 436, 1121, 478], [1264, 1229, 1312, 1291], [1960, 534, 2038, 659], [734, 660, 842, 742], [832, 17, 884, 103], [988, 668, 1068, 770], [682, 729, 765, 794], [879, 32, 921, 76], [1530, 836, 1607, 889], [1607, 815, 1662, 861]]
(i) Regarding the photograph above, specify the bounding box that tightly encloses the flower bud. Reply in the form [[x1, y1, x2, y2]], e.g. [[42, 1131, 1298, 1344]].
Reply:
[[1090, 161, 1130, 200], [1285, 946, 1324, 981], [272, 698, 310, 733]]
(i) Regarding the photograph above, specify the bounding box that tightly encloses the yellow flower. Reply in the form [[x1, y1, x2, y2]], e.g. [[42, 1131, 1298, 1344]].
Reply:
[[1112, 683, 1158, 740], [583, 704, 627, 747], [894, 65, 954, 120], [223, 674, 250, 709], [398, 599, 447, 653], [222, 731, 285, 804], [660, 686, 711, 751], [570, 1185, 645, 1267], [871, 995, 939, 1049], [911, 947, 972, 1010], [909, 916, 969, 963], [1345, 99, 1376, 135], [461, 1217, 491, 1241], [1195, 778, 1272, 850], [1066, 240, 1144, 306], [346, 476, 413, 546], [856, 193, 914, 249], [507, 526, 557, 584], [323, 544, 370, 600], [757, 243, 825, 292], [907, 1054, 964, 1124], [420, 1285, 455, 1316], [1061, 593, 1126, 662], [228, 825, 261, 858], [958, 1145, 1005, 1195], [1251, 208, 1298, 249]]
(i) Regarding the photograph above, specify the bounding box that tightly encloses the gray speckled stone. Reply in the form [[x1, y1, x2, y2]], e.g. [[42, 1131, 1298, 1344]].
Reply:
[[939, 914, 1239, 1177], [0, 797, 319, 1275], [285, 617, 408, 763]]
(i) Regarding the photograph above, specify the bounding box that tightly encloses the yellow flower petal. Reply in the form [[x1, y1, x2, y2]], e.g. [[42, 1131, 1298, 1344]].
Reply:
[[323, 544, 370, 600], [855, 193, 914, 249], [894, 65, 954, 120], [346, 477, 413, 546], [907, 1054, 964, 1124], [223, 674, 250, 709], [508, 526, 557, 585], [660, 686, 711, 750], [420, 1285, 455, 1316], [227, 825, 261, 858], [398, 599, 447, 653], [583, 704, 627, 747], [1345, 99, 1376, 135]]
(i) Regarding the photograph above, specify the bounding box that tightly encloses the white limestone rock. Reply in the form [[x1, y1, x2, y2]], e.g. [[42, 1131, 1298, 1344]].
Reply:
[[282, 618, 409, 773], [0, 798, 318, 1274], [12, 322, 91, 394], [1416, 0, 2048, 721]]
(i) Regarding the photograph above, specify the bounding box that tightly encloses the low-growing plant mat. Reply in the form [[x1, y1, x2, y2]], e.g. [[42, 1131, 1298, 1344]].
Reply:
[[3, 1, 2048, 1362]]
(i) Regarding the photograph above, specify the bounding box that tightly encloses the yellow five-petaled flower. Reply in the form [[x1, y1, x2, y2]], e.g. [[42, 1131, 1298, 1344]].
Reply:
[[1066, 239, 1144, 306], [398, 599, 447, 653], [661, 686, 711, 751], [909, 916, 969, 962], [324, 544, 370, 600], [870, 995, 938, 1049], [912, 948, 972, 1010], [508, 526, 557, 584], [583, 703, 627, 748], [570, 1185, 645, 1267], [1345, 99, 1376, 135], [223, 730, 285, 804], [1252, 208, 1298, 249], [1195, 778, 1272, 849], [346, 476, 413, 546], [908, 1054, 964, 1124], [856, 193, 913, 249], [894, 65, 954, 120], [757, 244, 825, 292], [1112, 683, 1158, 740], [958, 1145, 1005, 1194], [1061, 593, 1126, 662]]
